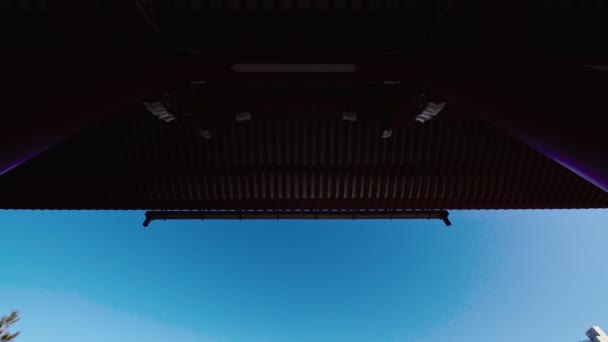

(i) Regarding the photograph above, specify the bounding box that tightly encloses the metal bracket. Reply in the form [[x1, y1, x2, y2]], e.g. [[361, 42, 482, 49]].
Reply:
[[143, 210, 452, 227]]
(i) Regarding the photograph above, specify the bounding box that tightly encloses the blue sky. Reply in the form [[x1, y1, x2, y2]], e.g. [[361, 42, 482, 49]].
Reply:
[[1, 210, 607, 342]]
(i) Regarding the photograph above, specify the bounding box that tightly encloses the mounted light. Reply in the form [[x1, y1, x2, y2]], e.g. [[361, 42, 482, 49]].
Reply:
[[342, 112, 358, 122], [143, 101, 175, 123], [416, 102, 446, 123], [235, 112, 252, 122], [588, 65, 608, 72], [231, 63, 358, 73], [381, 130, 393, 139]]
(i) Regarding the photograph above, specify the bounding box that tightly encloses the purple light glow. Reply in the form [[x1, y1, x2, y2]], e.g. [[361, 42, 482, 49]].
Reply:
[[0, 148, 47, 177], [527, 141, 608, 193]]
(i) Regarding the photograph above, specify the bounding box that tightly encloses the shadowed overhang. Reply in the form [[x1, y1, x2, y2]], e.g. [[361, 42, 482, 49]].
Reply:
[[1, 107, 606, 210]]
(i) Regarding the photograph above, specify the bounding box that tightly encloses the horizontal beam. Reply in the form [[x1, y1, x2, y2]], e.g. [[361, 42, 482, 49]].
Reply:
[[142, 209, 451, 227]]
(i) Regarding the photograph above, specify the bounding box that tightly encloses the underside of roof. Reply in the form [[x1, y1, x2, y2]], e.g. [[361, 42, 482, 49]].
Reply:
[[1, 0, 606, 53], [0, 1, 607, 212], [1, 111, 606, 210]]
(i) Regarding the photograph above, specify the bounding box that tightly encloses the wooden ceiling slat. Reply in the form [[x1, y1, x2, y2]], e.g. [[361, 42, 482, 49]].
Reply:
[[1, 116, 606, 210]]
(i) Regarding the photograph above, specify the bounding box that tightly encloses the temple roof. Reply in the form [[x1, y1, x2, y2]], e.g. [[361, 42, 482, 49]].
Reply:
[[2, 109, 606, 210]]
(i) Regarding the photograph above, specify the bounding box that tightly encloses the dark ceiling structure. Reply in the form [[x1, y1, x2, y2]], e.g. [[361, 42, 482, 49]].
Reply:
[[2, 108, 607, 210], [0, 0, 607, 215]]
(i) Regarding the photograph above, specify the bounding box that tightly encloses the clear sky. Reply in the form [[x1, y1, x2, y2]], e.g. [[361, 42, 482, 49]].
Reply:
[[1, 210, 607, 342]]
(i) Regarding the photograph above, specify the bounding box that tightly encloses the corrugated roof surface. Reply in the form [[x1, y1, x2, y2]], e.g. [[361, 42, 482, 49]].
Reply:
[[1, 115, 606, 210], [541, 0, 608, 12], [171, 0, 418, 11], [158, 0, 445, 46], [0, 0, 48, 12]]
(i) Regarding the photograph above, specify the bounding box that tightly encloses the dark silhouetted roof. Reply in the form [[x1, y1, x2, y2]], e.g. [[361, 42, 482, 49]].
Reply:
[[1, 111, 606, 210]]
